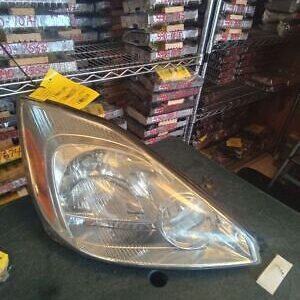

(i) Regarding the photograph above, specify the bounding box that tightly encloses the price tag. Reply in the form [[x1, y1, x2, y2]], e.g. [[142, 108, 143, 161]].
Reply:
[[5, 32, 42, 43], [9, 56, 48, 67], [158, 131, 168, 137], [167, 98, 184, 106], [163, 6, 184, 13], [29, 69, 100, 110], [235, 0, 247, 4], [9, 7, 35, 16], [165, 23, 184, 32], [156, 66, 191, 82], [228, 28, 242, 34], [164, 41, 183, 50], [0, 145, 21, 165], [158, 118, 177, 126], [229, 14, 243, 20]]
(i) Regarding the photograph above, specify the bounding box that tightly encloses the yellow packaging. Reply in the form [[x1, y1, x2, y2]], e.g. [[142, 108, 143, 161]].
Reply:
[[226, 137, 242, 148], [0, 251, 9, 282], [156, 66, 191, 82]]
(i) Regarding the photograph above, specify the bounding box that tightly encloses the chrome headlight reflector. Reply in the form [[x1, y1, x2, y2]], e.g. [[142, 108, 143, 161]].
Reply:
[[19, 100, 260, 269]]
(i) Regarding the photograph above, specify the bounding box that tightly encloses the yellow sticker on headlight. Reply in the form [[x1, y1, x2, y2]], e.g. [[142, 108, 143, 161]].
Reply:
[[29, 69, 100, 110]]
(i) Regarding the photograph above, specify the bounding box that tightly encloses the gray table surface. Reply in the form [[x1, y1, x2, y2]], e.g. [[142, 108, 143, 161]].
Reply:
[[0, 137, 299, 300]]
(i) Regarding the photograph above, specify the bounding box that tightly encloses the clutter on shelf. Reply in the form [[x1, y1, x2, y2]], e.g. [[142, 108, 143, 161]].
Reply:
[[0, 1, 77, 82], [207, 38, 299, 87], [262, 0, 300, 37], [0, 97, 25, 203], [126, 66, 203, 144], [200, 122, 274, 169], [214, 0, 257, 43], [61, 0, 124, 43], [121, 0, 203, 61]]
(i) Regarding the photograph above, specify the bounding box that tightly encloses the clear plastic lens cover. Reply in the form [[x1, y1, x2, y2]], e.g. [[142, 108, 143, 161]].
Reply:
[[19, 100, 260, 269]]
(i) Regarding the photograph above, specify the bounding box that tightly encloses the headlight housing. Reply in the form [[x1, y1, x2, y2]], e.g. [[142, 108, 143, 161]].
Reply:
[[19, 99, 260, 269]]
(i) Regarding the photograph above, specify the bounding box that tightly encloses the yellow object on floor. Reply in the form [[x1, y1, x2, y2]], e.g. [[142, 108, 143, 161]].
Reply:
[[0, 250, 9, 282]]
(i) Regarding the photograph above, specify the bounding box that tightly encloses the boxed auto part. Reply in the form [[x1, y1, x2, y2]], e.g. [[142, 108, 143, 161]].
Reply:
[[126, 105, 193, 125], [122, 0, 202, 14], [143, 127, 185, 144], [84, 101, 124, 120], [129, 93, 194, 116], [125, 41, 197, 61], [130, 80, 199, 102], [121, 9, 198, 29], [127, 115, 188, 138], [138, 72, 203, 92], [122, 28, 199, 46]]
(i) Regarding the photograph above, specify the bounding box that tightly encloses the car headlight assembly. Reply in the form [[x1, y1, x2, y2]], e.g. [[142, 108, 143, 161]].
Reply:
[[18, 99, 260, 269]]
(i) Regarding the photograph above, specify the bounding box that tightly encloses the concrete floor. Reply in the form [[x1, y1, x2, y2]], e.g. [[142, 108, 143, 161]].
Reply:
[[243, 153, 277, 178]]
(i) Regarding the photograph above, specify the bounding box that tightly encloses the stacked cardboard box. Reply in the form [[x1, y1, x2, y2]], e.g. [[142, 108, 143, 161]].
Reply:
[[83, 82, 127, 130], [56, 0, 98, 43], [57, 1, 124, 44], [121, 0, 201, 61], [0, 1, 77, 81], [215, 0, 256, 43], [262, 0, 300, 37], [126, 69, 203, 144], [0, 1, 78, 201], [84, 99, 127, 130], [0, 97, 26, 201], [206, 42, 286, 85], [61, 0, 110, 44], [207, 47, 243, 84], [98, 80, 130, 107], [200, 123, 272, 166], [97, 0, 125, 41]]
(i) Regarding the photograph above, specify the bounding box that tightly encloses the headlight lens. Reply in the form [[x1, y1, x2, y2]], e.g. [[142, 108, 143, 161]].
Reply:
[[19, 100, 260, 269]]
